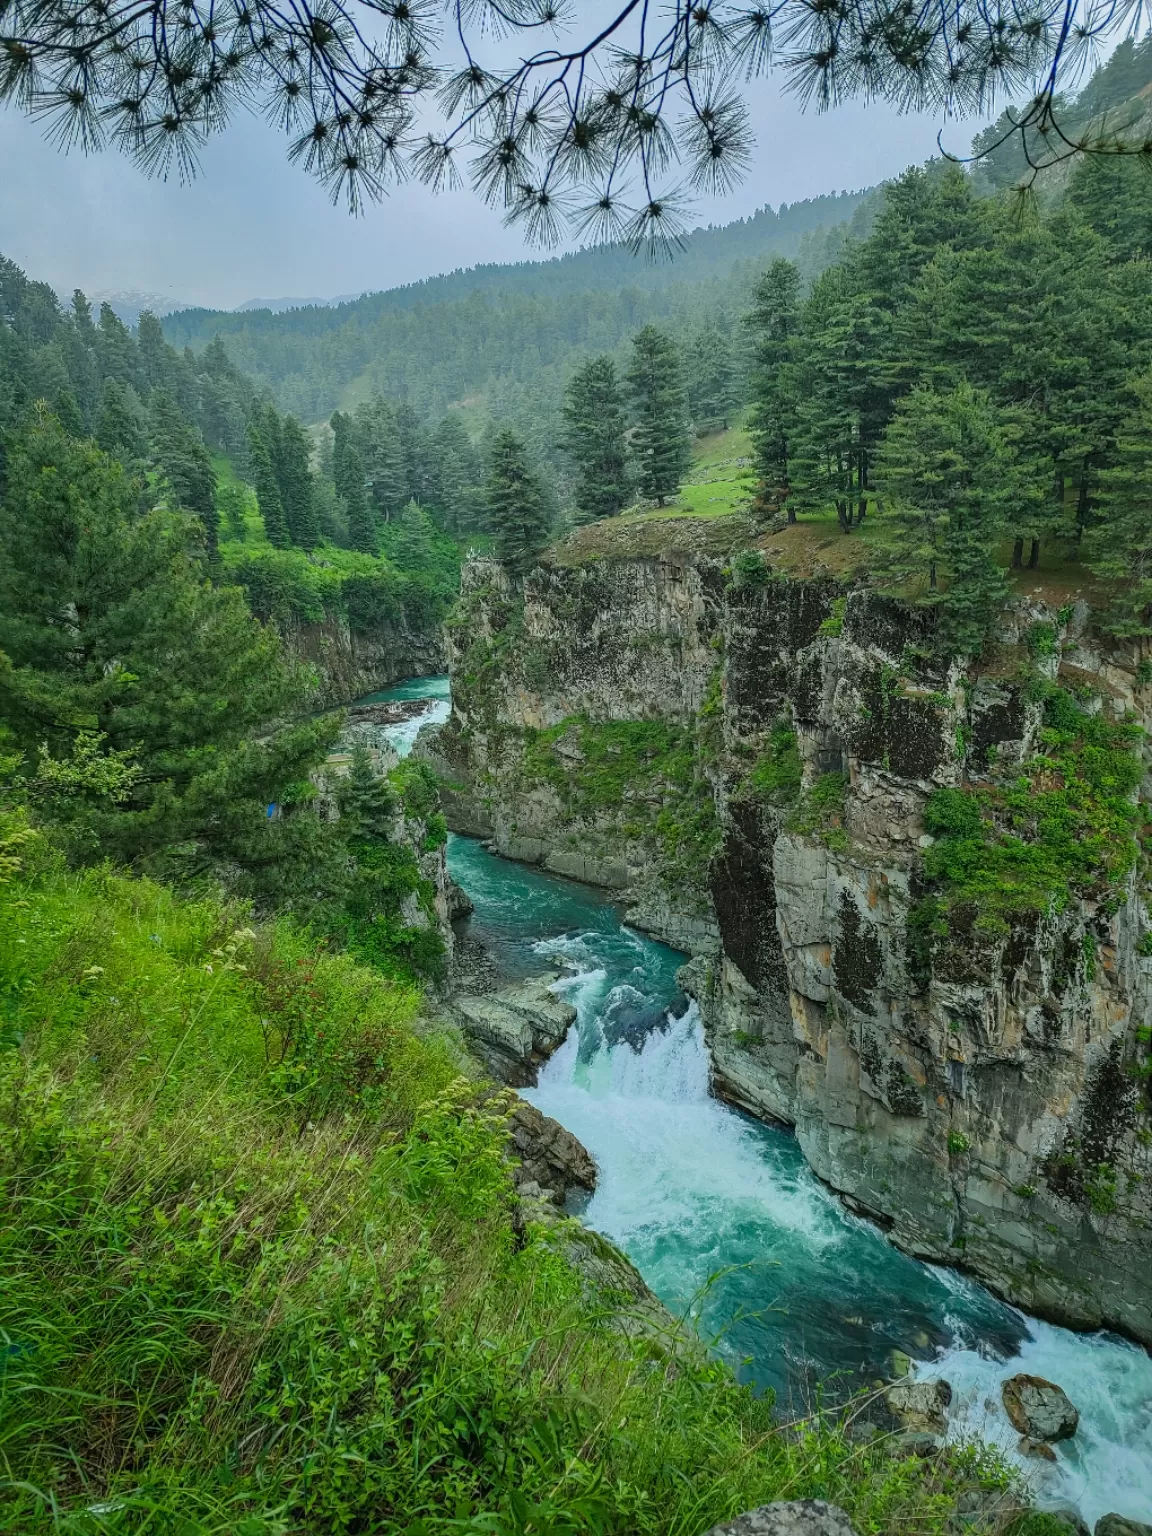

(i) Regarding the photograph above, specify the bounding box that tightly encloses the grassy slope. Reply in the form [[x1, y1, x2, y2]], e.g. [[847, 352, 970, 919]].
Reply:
[[550, 428, 1110, 605], [0, 813, 1017, 1535]]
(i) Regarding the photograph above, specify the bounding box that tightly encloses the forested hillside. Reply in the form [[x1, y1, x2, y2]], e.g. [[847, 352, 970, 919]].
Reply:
[[158, 190, 877, 429]]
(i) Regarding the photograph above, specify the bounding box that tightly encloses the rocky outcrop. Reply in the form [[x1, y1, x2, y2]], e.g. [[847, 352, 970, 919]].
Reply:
[[509, 1100, 597, 1205], [702, 1502, 859, 1536], [1002, 1374, 1080, 1442], [448, 973, 576, 1086], [437, 551, 1152, 1343], [281, 610, 444, 707], [884, 1378, 952, 1435]]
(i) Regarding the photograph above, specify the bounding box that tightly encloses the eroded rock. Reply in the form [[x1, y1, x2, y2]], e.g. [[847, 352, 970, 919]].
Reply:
[[510, 1100, 596, 1205], [1096, 1516, 1152, 1536], [1001, 1374, 1079, 1442], [450, 973, 576, 1086], [701, 1499, 859, 1536], [884, 1378, 952, 1435]]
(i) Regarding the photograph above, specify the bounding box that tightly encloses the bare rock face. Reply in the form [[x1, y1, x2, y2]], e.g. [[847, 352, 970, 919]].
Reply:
[[1001, 1374, 1080, 1442], [701, 1500, 858, 1536], [510, 1100, 596, 1205], [1096, 1516, 1152, 1536], [450, 974, 576, 1086], [439, 551, 1152, 1343], [884, 1377, 952, 1435]]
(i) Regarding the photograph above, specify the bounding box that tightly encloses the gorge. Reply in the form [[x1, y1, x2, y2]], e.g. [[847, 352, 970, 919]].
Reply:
[[366, 539, 1152, 1526]]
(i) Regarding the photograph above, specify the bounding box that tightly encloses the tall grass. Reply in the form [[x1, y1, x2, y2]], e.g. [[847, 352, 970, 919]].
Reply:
[[0, 820, 1015, 1534]]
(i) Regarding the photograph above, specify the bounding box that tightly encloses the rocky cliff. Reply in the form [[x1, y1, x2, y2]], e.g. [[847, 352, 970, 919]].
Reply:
[[423, 551, 1152, 1345], [282, 611, 445, 707]]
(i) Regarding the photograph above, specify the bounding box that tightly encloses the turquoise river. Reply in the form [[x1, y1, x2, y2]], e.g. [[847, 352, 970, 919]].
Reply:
[[364, 674, 1152, 1527]]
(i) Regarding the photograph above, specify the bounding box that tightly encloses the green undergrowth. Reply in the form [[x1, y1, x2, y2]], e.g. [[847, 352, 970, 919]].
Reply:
[[787, 770, 850, 850], [520, 716, 721, 878], [0, 817, 1015, 1534], [923, 685, 1143, 930], [744, 723, 803, 806]]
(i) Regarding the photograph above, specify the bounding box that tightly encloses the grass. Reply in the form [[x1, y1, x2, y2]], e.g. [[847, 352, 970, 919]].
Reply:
[[0, 812, 1019, 1534]]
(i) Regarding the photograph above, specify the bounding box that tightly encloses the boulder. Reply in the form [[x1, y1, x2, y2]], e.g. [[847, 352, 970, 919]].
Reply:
[[1096, 1519, 1152, 1536], [509, 1100, 596, 1206], [884, 1377, 952, 1435], [701, 1500, 859, 1536], [450, 973, 576, 1085], [1001, 1374, 1079, 1442]]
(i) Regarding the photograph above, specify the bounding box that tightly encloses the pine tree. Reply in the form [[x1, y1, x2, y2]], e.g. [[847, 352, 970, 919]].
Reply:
[[745, 259, 801, 520], [486, 429, 552, 572], [562, 355, 630, 523], [150, 391, 219, 559], [684, 319, 739, 430], [247, 418, 291, 549], [355, 397, 407, 521], [96, 302, 139, 389], [95, 379, 147, 463], [430, 414, 483, 531], [1086, 371, 1152, 634], [339, 741, 397, 841], [875, 382, 1036, 653], [276, 414, 321, 548], [627, 325, 692, 506], [0, 408, 334, 865], [332, 410, 375, 552]]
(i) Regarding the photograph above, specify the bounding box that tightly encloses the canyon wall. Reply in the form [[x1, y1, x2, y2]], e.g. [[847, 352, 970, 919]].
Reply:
[[425, 552, 1152, 1344], [281, 611, 445, 707]]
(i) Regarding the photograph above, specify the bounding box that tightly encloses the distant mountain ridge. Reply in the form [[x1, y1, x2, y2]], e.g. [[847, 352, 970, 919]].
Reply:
[[158, 187, 875, 426]]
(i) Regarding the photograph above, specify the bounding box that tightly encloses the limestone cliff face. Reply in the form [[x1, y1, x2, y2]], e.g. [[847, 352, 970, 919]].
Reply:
[[430, 551, 1152, 1344], [281, 611, 445, 707]]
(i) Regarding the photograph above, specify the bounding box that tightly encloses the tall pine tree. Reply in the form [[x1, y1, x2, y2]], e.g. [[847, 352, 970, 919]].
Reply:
[[486, 429, 552, 572], [875, 382, 1037, 653], [276, 414, 321, 548], [627, 325, 692, 507], [247, 417, 290, 549], [745, 259, 801, 520], [562, 355, 631, 523], [150, 391, 219, 559]]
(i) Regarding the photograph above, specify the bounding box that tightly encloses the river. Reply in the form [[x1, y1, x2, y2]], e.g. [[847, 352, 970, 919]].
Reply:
[[371, 673, 1152, 1529]]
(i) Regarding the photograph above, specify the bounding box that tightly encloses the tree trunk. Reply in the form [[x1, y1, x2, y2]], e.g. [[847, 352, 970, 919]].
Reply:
[[856, 498, 867, 525], [1027, 538, 1040, 569], [929, 561, 938, 592], [1011, 537, 1024, 568], [786, 506, 797, 525]]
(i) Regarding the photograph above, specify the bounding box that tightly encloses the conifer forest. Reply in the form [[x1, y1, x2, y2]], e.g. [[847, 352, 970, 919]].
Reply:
[[4, 8, 1152, 1535]]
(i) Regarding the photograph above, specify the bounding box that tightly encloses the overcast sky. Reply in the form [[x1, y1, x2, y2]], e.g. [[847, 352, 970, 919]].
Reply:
[[0, 83, 986, 312]]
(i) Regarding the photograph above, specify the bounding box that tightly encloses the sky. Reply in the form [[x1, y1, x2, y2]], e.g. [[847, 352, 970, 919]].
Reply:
[[0, 74, 987, 313]]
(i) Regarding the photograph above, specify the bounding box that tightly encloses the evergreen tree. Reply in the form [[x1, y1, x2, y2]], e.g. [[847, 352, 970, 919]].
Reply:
[[875, 382, 1037, 653], [96, 302, 139, 389], [332, 410, 374, 552], [485, 429, 552, 571], [339, 741, 396, 840], [627, 325, 692, 506], [136, 310, 173, 393], [745, 258, 801, 520], [95, 379, 147, 463], [1086, 371, 1152, 634], [354, 397, 408, 521], [150, 391, 219, 559], [562, 355, 630, 523], [0, 408, 334, 865], [247, 417, 291, 548], [276, 414, 321, 548], [684, 318, 739, 429], [430, 414, 483, 531]]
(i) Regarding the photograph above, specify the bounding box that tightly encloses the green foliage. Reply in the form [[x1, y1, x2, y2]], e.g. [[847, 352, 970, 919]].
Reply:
[[874, 381, 1038, 654], [747, 722, 803, 805], [486, 428, 553, 573], [0, 410, 334, 870], [0, 851, 1013, 1535], [731, 548, 771, 587], [948, 1131, 971, 1155], [923, 688, 1142, 924], [522, 715, 720, 877], [627, 325, 693, 506], [819, 596, 847, 636], [787, 771, 848, 848], [563, 354, 631, 523]]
